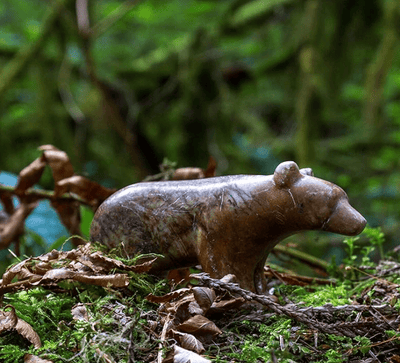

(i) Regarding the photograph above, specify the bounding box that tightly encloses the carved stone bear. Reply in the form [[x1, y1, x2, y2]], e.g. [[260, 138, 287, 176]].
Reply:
[[90, 161, 366, 294]]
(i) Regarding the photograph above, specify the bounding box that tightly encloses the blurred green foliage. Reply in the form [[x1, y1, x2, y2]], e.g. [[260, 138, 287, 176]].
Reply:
[[1, 0, 400, 253]]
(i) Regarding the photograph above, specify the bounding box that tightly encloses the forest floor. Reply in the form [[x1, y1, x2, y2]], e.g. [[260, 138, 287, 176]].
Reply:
[[1, 230, 400, 363]]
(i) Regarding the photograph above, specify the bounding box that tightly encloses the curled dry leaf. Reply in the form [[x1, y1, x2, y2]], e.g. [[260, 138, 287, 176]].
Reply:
[[170, 330, 205, 354], [1, 259, 33, 286], [146, 288, 191, 304], [39, 145, 80, 241], [55, 175, 116, 209], [192, 287, 215, 313], [208, 297, 246, 314], [31, 262, 53, 275], [176, 315, 222, 338], [24, 354, 53, 363], [15, 317, 41, 348], [34, 267, 75, 281], [125, 257, 158, 273], [39, 145, 74, 183], [16, 267, 38, 281], [15, 155, 46, 193], [163, 345, 211, 363], [0, 305, 18, 331], [37, 249, 61, 262], [1, 305, 41, 348], [0, 202, 37, 249]]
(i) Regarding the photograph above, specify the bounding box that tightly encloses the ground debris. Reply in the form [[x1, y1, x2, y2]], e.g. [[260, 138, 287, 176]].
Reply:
[[0, 243, 156, 295]]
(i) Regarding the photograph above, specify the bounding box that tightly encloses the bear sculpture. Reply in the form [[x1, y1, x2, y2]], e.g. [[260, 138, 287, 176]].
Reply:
[[90, 161, 367, 294]]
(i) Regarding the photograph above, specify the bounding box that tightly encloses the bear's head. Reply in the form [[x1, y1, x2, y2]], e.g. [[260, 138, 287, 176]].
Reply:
[[273, 161, 366, 236]]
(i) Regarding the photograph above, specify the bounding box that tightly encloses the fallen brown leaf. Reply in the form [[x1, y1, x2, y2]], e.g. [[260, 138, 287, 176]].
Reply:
[[176, 315, 222, 338], [30, 267, 129, 288], [15, 316, 41, 348], [1, 258, 33, 286], [192, 287, 215, 313], [207, 297, 246, 314], [146, 288, 191, 304], [170, 330, 205, 354]]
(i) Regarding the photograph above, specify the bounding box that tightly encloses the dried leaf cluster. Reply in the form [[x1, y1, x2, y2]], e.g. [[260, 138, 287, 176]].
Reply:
[[0, 243, 156, 362], [146, 274, 245, 362], [0, 144, 116, 250], [0, 243, 155, 296]]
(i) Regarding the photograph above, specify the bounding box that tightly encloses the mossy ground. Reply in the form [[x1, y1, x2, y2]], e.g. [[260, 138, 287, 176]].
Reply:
[[1, 228, 400, 362]]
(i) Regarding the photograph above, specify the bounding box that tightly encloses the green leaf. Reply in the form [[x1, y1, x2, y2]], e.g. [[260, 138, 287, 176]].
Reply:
[[80, 205, 94, 239]]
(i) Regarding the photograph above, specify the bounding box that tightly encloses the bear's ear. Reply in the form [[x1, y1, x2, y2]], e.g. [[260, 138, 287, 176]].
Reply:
[[273, 161, 302, 188], [300, 167, 314, 177]]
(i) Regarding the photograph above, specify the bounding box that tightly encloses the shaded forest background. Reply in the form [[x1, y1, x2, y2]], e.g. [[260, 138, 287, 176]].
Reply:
[[1, 0, 400, 264]]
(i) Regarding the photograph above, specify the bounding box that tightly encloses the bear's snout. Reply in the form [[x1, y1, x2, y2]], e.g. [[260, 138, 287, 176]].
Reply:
[[323, 199, 367, 236]]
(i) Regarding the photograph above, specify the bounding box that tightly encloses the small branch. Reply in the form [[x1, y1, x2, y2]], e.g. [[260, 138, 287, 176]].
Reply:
[[191, 273, 396, 338], [273, 244, 330, 275], [0, 184, 90, 207]]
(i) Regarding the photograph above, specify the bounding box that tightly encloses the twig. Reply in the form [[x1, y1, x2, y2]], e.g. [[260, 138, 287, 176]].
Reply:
[[272, 244, 330, 274], [191, 273, 398, 338], [0, 184, 90, 207]]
